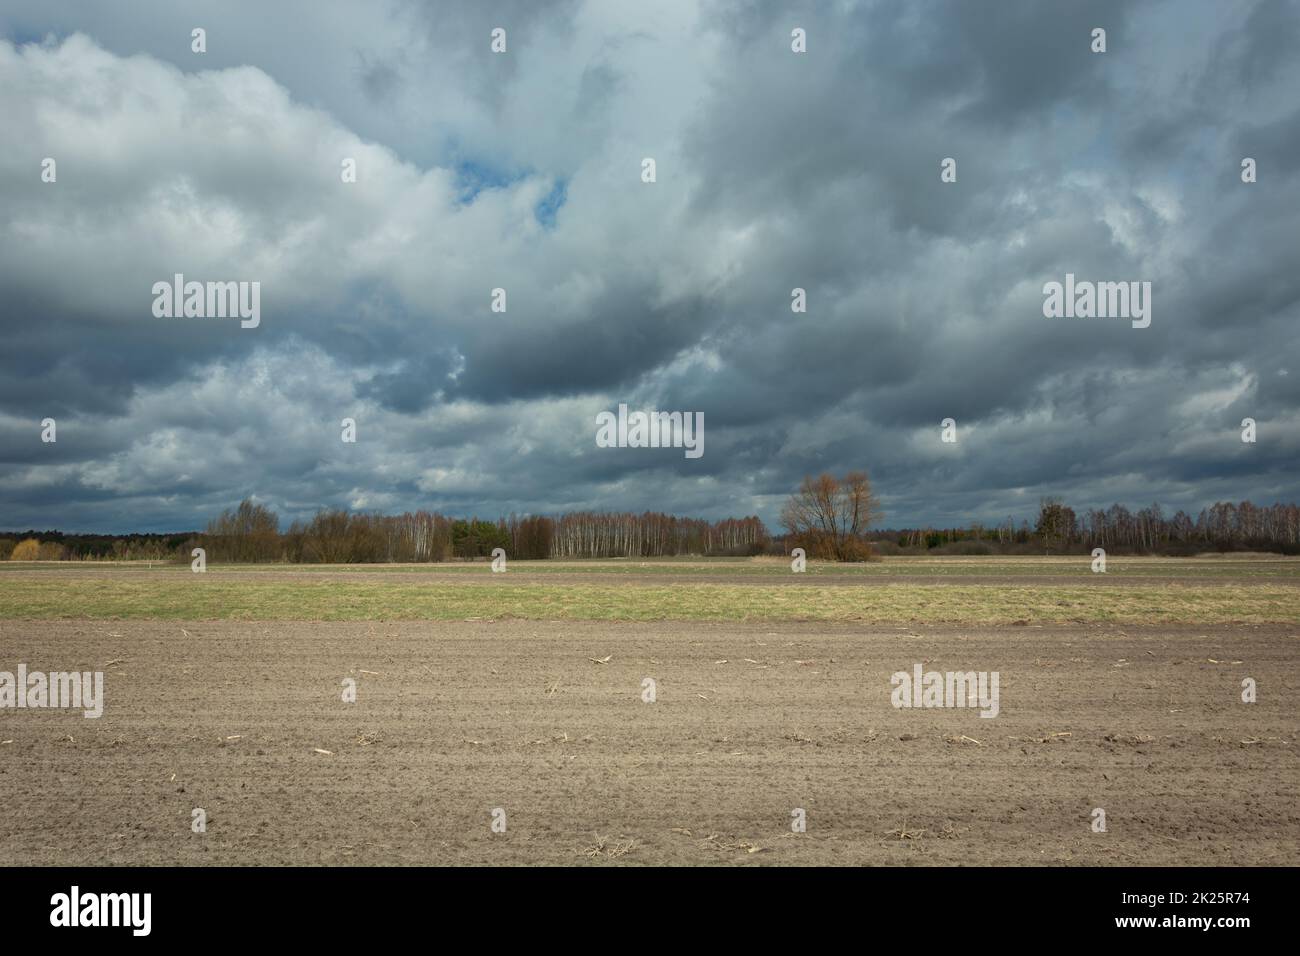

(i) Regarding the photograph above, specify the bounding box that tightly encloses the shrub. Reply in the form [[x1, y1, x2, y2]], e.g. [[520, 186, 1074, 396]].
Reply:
[[37, 541, 67, 560], [9, 538, 42, 560]]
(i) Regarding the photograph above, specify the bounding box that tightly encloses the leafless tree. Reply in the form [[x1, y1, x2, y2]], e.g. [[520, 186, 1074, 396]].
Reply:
[[781, 471, 881, 561]]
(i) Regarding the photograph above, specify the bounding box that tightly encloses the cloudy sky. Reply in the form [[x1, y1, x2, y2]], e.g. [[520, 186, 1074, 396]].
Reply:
[[1, 0, 1297, 534]]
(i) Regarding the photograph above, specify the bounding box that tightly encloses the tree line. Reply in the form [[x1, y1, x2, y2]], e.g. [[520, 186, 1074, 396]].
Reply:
[[0, 531, 191, 561], [205, 504, 769, 562], [5, 484, 1298, 562], [875, 498, 1300, 555]]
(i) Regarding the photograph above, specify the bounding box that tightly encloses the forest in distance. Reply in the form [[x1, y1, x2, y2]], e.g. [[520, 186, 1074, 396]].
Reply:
[[4, 494, 1299, 563]]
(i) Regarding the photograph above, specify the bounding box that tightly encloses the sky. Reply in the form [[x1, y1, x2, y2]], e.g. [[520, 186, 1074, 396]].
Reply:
[[1, 0, 1297, 534]]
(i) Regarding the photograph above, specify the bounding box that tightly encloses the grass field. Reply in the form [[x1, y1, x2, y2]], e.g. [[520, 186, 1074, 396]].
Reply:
[[2, 556, 1297, 866], [7, 553, 1300, 577], [1, 556, 1298, 624]]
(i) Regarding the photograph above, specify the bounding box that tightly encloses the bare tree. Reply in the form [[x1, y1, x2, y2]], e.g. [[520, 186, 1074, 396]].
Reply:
[[781, 471, 881, 561], [204, 498, 281, 561], [304, 509, 351, 563]]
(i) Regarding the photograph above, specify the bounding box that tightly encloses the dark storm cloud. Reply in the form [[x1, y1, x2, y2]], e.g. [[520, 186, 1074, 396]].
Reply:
[[0, 0, 1296, 534]]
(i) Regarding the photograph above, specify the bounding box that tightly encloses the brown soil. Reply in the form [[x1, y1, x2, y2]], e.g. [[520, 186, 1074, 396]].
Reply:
[[1, 620, 1296, 865]]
